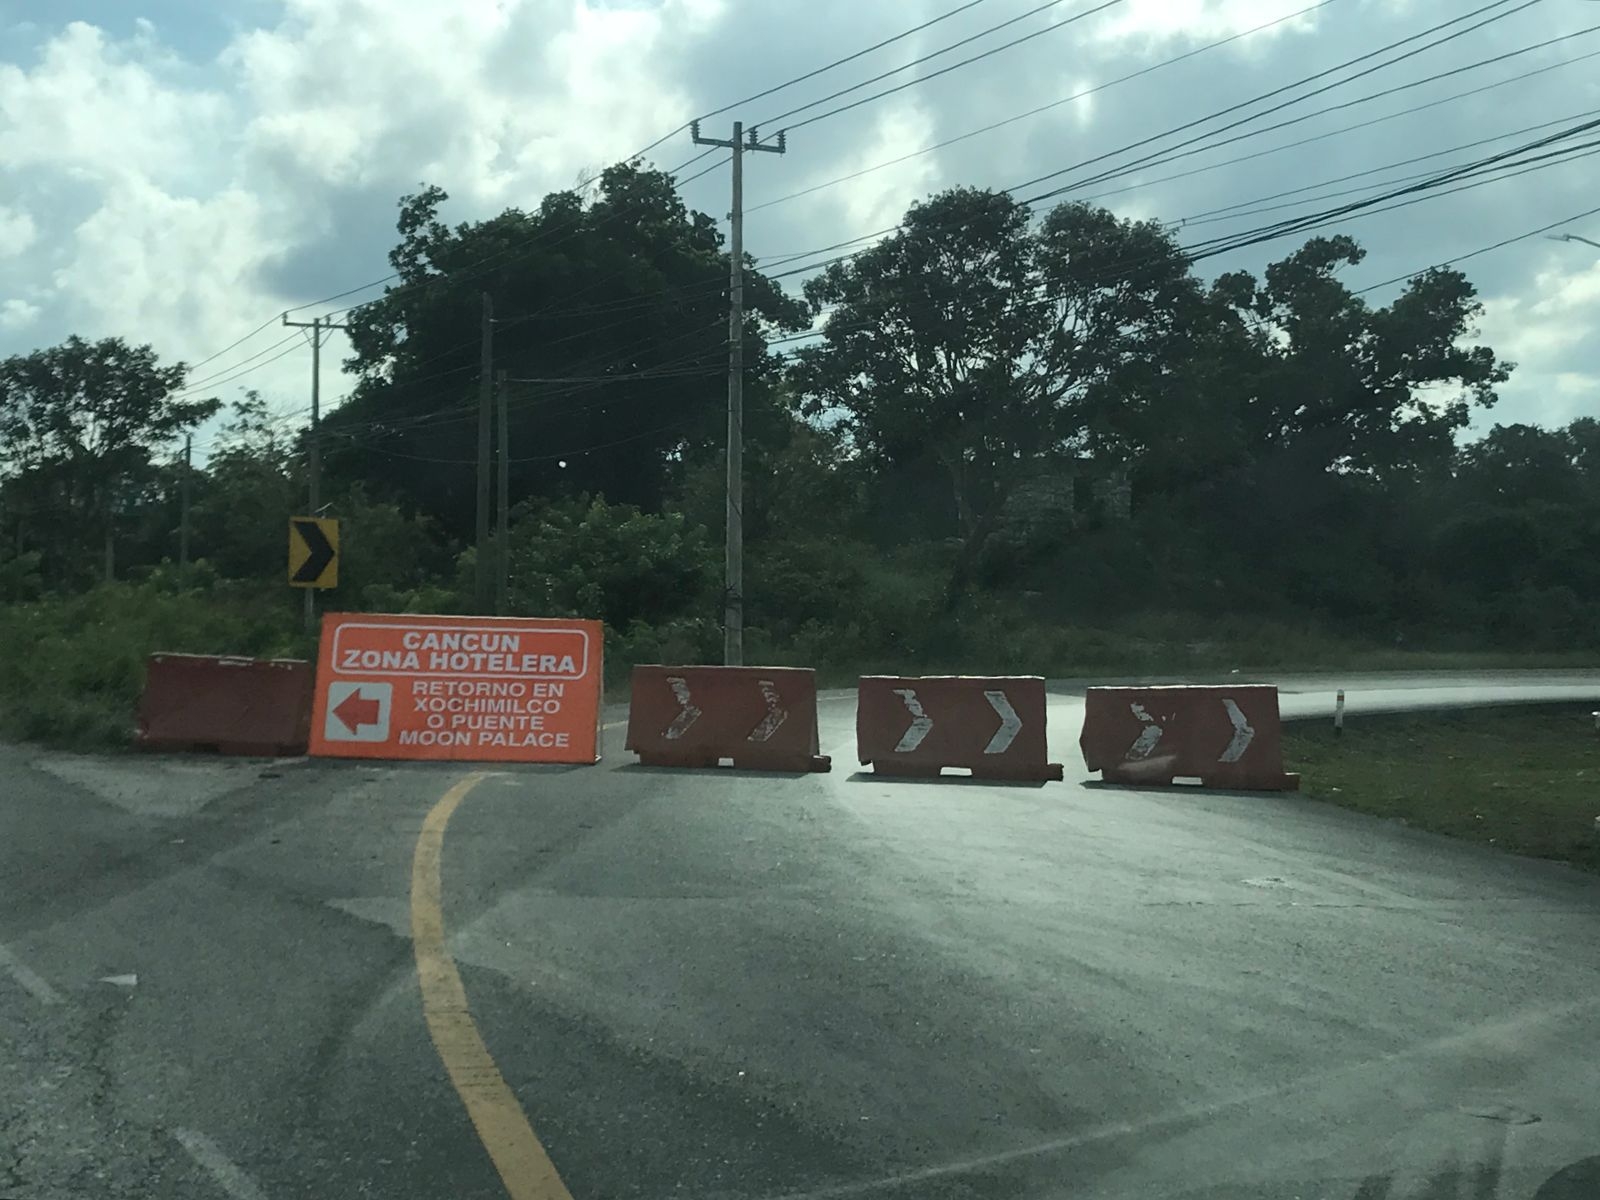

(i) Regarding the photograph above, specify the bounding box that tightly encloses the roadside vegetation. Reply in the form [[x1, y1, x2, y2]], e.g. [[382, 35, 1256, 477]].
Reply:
[[1286, 706, 1600, 874], [3, 166, 1597, 747]]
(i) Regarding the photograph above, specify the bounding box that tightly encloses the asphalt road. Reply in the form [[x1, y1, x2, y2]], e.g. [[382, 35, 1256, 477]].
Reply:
[[3, 672, 1600, 1200]]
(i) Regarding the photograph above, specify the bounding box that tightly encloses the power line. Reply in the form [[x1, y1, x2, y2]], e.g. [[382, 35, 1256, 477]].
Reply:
[[744, 0, 1344, 215], [758, 0, 1127, 140], [1176, 116, 1600, 260], [333, 320, 731, 440], [183, 315, 287, 374], [755, 18, 1600, 286], [339, 412, 703, 466], [754, 0, 1084, 129], [762, 118, 1600, 349], [1065, 47, 1600, 208], [701, 0, 999, 126], [169, 333, 307, 399], [1012, 0, 1547, 199], [178, 2, 1015, 380], [1177, 140, 1600, 232], [156, 2, 1570, 424], [1025, 17, 1600, 204], [645, 0, 1000, 165], [1355, 199, 1600, 294], [676, 154, 730, 186], [1168, 107, 1600, 228]]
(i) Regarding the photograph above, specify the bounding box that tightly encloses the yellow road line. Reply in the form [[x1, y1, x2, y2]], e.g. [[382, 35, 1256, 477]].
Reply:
[[411, 773, 575, 1200]]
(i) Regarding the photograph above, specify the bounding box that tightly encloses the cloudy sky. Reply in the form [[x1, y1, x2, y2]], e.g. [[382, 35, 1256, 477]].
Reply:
[[2, 0, 1598, 458]]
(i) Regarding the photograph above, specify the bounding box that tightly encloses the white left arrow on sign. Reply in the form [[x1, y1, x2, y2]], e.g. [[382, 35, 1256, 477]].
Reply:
[[892, 688, 933, 752], [747, 679, 787, 742], [983, 690, 1021, 754], [664, 676, 702, 739]]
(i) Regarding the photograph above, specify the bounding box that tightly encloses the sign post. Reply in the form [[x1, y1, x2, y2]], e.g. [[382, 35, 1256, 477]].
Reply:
[[309, 613, 603, 763]]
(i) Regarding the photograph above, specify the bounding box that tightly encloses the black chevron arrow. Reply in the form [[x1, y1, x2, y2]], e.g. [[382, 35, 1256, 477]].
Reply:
[[291, 519, 335, 584]]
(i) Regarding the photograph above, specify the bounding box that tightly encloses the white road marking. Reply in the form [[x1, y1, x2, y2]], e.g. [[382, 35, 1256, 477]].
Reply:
[[1126, 703, 1164, 760], [0, 942, 63, 1005], [1220, 698, 1255, 762], [747, 679, 787, 742], [99, 973, 138, 987], [891, 689, 933, 752], [173, 1128, 270, 1200], [983, 691, 1020, 754], [663, 676, 701, 739]]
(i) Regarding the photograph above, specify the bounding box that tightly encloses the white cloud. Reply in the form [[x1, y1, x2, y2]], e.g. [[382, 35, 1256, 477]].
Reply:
[[51, 180, 276, 353], [0, 1, 730, 422], [0, 204, 35, 256], [1475, 253, 1600, 430], [0, 298, 39, 330], [1095, 0, 1334, 45], [0, 0, 1594, 441], [222, 0, 717, 199], [1064, 78, 1097, 129], [0, 21, 230, 187], [822, 102, 942, 234], [1478, 257, 1600, 366]]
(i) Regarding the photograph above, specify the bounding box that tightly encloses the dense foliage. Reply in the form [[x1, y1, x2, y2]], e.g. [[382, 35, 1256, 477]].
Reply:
[[0, 170, 1591, 742]]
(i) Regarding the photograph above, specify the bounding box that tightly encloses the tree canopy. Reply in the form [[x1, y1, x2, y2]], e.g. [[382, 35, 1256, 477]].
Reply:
[[324, 163, 808, 537], [9, 170, 1589, 685], [0, 336, 216, 586]]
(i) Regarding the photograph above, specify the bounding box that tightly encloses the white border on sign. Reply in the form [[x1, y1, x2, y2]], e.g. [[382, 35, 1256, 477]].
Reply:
[[329, 622, 592, 680]]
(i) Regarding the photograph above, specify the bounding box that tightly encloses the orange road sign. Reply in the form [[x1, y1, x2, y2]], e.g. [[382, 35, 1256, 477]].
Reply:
[[308, 613, 603, 763]]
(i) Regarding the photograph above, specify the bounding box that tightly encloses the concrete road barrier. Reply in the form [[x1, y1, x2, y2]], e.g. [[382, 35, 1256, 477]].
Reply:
[[136, 653, 314, 756], [625, 665, 830, 772], [857, 675, 1064, 781], [1081, 684, 1298, 791]]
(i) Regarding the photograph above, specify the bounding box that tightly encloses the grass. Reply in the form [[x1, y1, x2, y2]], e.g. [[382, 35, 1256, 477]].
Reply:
[[0, 576, 307, 750], [1284, 705, 1600, 874]]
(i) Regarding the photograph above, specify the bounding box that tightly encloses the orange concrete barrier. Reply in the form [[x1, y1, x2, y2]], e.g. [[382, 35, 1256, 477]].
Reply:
[[308, 613, 604, 764], [1080, 684, 1298, 791], [136, 653, 314, 756], [626, 665, 829, 772], [857, 675, 1064, 781]]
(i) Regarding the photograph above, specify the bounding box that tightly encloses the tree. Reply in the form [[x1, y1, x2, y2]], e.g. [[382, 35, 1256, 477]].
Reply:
[[1209, 237, 1510, 476], [791, 189, 1200, 593], [327, 164, 807, 537], [0, 336, 216, 586], [186, 393, 302, 580], [1458, 422, 1585, 507], [499, 495, 717, 631]]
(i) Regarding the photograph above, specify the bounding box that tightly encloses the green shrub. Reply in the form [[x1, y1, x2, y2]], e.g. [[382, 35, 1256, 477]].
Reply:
[[0, 577, 300, 748]]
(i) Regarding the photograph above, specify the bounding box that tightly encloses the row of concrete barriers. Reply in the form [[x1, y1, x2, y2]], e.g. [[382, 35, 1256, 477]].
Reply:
[[625, 666, 1297, 790], [136, 653, 1297, 790]]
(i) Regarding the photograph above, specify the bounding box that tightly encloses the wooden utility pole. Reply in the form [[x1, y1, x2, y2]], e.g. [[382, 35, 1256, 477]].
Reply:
[[495, 369, 509, 617], [476, 292, 495, 614], [690, 120, 786, 666], [283, 313, 349, 630], [103, 484, 115, 584], [179, 432, 192, 568]]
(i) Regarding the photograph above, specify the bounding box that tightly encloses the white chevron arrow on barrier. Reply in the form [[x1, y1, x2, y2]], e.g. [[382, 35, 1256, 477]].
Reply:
[[664, 676, 701, 739], [747, 679, 787, 742], [983, 690, 1021, 753], [892, 688, 933, 752], [1126, 702, 1164, 760], [1220, 698, 1255, 762]]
